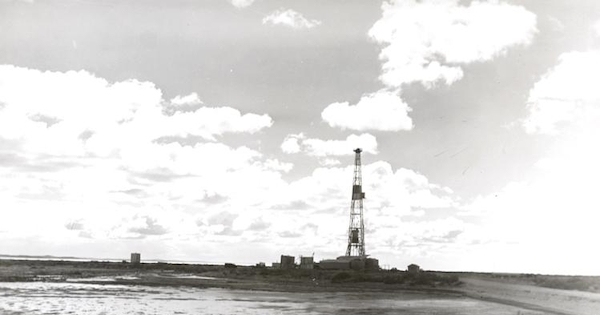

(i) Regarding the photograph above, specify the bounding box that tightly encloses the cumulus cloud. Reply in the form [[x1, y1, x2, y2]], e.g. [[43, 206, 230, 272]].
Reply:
[[248, 218, 271, 231], [170, 92, 202, 106], [460, 47, 600, 275], [230, 0, 255, 9], [594, 20, 600, 37], [262, 9, 321, 29], [369, 0, 537, 88], [0, 64, 460, 267], [319, 0, 536, 134], [127, 216, 169, 236], [0, 65, 289, 251], [162, 107, 273, 141], [321, 90, 413, 131], [523, 51, 600, 134], [463, 155, 600, 275], [0, 66, 160, 141], [281, 134, 302, 154], [248, 160, 456, 258], [319, 158, 341, 166], [0, 65, 273, 158], [281, 133, 378, 157], [369, 163, 455, 212]]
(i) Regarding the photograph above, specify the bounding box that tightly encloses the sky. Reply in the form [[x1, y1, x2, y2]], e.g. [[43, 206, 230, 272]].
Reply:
[[1, 0, 599, 275]]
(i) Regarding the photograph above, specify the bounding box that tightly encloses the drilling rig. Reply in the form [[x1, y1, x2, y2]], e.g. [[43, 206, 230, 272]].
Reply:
[[318, 148, 379, 271], [346, 148, 366, 257]]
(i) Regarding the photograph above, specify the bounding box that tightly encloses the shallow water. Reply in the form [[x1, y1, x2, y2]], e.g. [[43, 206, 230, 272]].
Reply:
[[0, 281, 547, 315]]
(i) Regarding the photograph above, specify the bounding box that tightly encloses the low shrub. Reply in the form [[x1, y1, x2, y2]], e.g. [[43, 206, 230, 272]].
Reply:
[[331, 272, 352, 283]]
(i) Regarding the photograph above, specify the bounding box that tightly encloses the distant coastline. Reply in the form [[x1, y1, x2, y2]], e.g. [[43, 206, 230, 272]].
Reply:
[[0, 254, 220, 265]]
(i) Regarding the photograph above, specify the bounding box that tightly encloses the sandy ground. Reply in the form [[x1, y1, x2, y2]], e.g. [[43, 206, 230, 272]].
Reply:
[[0, 282, 551, 315], [457, 276, 600, 315], [1, 260, 599, 315]]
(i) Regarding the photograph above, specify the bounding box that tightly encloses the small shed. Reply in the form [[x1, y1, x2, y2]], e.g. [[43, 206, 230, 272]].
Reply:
[[130, 253, 141, 265], [365, 258, 379, 271], [299, 256, 314, 269], [280, 255, 295, 269], [407, 263, 421, 273]]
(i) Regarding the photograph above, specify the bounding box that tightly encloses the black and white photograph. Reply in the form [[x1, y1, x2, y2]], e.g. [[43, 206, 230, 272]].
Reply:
[[0, 0, 599, 314]]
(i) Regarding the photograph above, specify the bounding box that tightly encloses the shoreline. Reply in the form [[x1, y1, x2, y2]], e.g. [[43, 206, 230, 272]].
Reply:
[[2, 259, 599, 315], [13, 277, 577, 315]]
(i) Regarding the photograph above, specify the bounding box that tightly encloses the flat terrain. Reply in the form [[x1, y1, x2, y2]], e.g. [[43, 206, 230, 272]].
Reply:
[[1, 259, 598, 315], [455, 275, 600, 315]]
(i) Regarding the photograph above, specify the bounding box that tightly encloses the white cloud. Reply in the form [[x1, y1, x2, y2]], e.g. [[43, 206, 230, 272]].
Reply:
[[365, 162, 455, 212], [368, 0, 537, 88], [281, 133, 378, 157], [460, 48, 600, 275], [0, 155, 456, 265], [523, 51, 600, 134], [251, 160, 456, 259], [280, 134, 302, 153], [170, 92, 202, 106], [594, 20, 600, 37], [264, 159, 293, 173], [0, 65, 160, 131], [319, 0, 537, 134], [262, 9, 321, 30], [463, 152, 600, 275], [263, 165, 426, 259], [0, 64, 460, 269], [166, 107, 273, 140], [0, 65, 273, 159], [230, 0, 255, 9], [319, 158, 341, 166], [0, 64, 288, 246], [321, 90, 413, 131]]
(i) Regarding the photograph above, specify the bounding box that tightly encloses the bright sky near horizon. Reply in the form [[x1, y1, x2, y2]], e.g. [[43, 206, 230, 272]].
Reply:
[[1, 0, 599, 276]]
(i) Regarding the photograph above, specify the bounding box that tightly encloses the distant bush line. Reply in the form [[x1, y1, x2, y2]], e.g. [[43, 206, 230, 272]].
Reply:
[[330, 270, 461, 287]]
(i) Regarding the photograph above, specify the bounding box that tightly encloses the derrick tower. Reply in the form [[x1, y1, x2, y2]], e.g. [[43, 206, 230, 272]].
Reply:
[[346, 148, 366, 257]]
